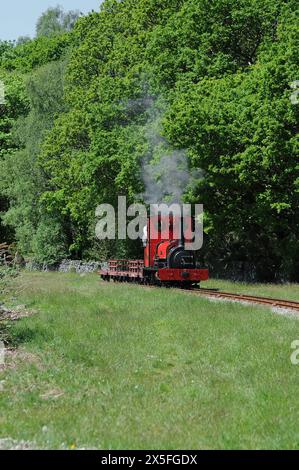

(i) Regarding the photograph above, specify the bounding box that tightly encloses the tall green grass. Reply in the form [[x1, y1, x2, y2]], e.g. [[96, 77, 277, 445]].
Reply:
[[0, 273, 299, 449]]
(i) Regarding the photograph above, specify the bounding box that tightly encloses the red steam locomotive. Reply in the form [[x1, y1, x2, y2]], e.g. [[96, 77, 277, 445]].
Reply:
[[99, 214, 209, 287]]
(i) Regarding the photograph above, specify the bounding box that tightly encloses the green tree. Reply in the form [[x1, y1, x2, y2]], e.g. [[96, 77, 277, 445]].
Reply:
[[36, 5, 81, 38], [0, 70, 29, 242], [0, 60, 69, 262], [164, 3, 299, 280], [0, 20, 72, 250], [16, 36, 31, 46]]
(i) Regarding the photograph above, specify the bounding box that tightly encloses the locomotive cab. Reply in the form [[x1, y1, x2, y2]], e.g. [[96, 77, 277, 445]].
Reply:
[[143, 214, 208, 286]]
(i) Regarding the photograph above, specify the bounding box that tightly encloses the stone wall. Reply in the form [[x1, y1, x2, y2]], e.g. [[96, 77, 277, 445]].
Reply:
[[58, 260, 100, 274], [26, 260, 100, 274]]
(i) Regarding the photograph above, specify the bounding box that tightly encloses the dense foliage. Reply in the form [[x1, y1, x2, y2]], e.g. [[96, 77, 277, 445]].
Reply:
[[0, 0, 298, 280], [36, 6, 81, 38]]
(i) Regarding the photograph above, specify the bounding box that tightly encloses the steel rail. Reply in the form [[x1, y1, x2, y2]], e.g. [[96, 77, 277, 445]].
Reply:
[[181, 288, 299, 311]]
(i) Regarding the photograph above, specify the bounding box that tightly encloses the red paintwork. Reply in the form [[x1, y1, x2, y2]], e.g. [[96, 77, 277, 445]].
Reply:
[[144, 215, 191, 267], [99, 262, 209, 283], [157, 268, 209, 282]]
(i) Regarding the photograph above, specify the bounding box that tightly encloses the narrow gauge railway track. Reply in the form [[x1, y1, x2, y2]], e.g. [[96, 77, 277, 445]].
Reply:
[[180, 288, 299, 312], [121, 281, 299, 312], [107, 276, 299, 312]]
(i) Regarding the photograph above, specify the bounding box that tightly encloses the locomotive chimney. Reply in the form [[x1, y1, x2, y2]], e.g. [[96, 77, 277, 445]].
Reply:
[[176, 215, 184, 249]]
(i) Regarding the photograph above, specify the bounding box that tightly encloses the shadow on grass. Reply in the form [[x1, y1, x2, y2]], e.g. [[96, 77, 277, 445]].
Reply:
[[0, 322, 13, 346], [6, 324, 54, 348]]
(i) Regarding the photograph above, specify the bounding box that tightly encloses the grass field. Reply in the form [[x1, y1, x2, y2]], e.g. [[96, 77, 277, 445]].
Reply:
[[1, 272, 299, 449]]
